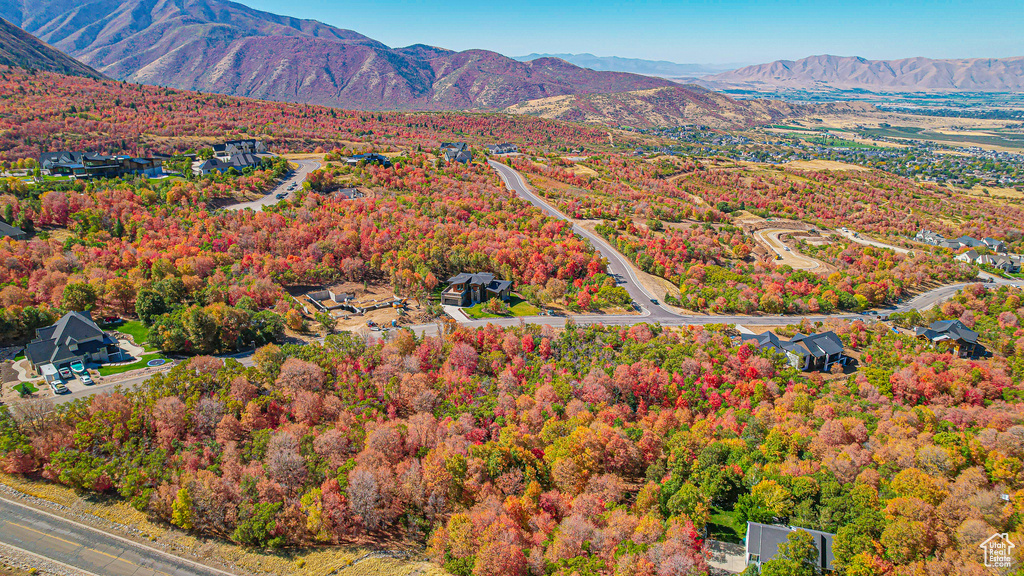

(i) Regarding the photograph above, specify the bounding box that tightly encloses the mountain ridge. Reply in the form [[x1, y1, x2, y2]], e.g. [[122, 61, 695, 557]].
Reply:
[[502, 84, 866, 130], [0, 0, 677, 110], [701, 54, 1024, 92], [0, 17, 104, 78], [513, 53, 734, 77]]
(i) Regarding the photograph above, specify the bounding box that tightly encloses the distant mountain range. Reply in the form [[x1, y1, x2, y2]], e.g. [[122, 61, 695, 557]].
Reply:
[[0, 17, 102, 78], [0, 0, 675, 110], [513, 53, 734, 77], [503, 85, 870, 130], [701, 54, 1024, 92]]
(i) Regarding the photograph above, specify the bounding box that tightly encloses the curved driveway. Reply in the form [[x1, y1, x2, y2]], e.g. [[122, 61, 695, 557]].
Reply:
[[226, 158, 321, 211]]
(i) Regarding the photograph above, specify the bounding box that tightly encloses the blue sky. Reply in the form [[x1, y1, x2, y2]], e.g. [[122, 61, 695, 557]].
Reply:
[[244, 0, 1023, 64]]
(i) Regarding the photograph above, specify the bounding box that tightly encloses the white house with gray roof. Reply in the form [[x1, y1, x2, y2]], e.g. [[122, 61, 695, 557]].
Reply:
[[24, 311, 123, 375]]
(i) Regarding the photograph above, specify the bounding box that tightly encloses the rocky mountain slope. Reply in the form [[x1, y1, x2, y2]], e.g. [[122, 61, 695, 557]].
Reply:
[[702, 54, 1024, 92], [0, 0, 675, 110], [0, 17, 102, 78], [503, 84, 870, 129]]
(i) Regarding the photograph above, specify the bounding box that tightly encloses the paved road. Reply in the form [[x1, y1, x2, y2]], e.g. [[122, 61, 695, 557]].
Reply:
[[226, 158, 321, 211], [837, 228, 912, 254], [754, 228, 823, 270], [0, 496, 234, 576], [490, 160, 678, 321]]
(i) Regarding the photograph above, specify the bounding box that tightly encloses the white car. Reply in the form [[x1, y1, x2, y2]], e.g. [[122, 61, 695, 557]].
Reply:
[[50, 381, 69, 395], [80, 372, 94, 385]]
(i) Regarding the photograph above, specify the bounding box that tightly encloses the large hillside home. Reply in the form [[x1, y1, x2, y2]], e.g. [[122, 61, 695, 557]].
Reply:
[[0, 220, 26, 241], [440, 142, 472, 164], [441, 273, 512, 307], [915, 319, 980, 357], [213, 139, 266, 157], [741, 330, 847, 372], [192, 153, 263, 175], [487, 143, 518, 155], [745, 522, 835, 572], [24, 311, 123, 376], [39, 151, 165, 179]]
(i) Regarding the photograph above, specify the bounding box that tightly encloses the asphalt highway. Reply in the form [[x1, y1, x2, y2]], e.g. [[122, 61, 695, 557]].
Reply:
[[0, 496, 235, 576]]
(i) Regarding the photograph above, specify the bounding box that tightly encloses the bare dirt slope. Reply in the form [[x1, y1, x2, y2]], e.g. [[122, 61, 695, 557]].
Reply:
[[504, 85, 870, 129]]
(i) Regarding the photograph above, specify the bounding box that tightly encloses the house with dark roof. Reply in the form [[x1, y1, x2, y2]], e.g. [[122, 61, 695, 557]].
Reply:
[[0, 220, 26, 241], [344, 153, 391, 167], [441, 273, 513, 307], [915, 319, 980, 357], [440, 142, 472, 164], [982, 237, 1007, 253], [39, 151, 165, 179], [487, 143, 518, 155], [24, 311, 123, 376], [213, 139, 266, 157], [192, 153, 263, 176], [745, 522, 835, 571], [741, 331, 847, 372]]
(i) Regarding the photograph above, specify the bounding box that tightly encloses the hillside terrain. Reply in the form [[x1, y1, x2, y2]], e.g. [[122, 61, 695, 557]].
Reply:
[[513, 52, 729, 77], [0, 0, 673, 110], [503, 84, 872, 129], [702, 54, 1024, 92], [0, 17, 102, 78]]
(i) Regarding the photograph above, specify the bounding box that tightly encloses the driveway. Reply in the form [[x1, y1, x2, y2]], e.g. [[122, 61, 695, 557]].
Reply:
[[225, 158, 320, 211]]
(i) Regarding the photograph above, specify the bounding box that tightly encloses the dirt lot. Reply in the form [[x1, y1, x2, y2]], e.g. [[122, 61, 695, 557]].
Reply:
[[297, 283, 435, 334]]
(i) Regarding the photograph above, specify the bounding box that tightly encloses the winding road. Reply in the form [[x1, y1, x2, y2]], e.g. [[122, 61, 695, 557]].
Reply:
[[4, 159, 1018, 576], [486, 160, 1014, 330], [226, 158, 321, 211]]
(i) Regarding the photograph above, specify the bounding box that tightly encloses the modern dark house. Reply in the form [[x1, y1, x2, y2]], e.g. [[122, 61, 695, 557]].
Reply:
[[345, 153, 391, 167], [24, 311, 123, 377], [441, 272, 512, 307], [39, 152, 165, 179], [0, 220, 26, 241], [745, 522, 835, 571], [915, 319, 980, 357], [487, 143, 518, 155], [741, 331, 847, 372], [441, 142, 472, 164], [192, 153, 263, 175]]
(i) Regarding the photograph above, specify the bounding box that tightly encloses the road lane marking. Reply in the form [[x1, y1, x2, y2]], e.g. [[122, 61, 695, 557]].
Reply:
[[5, 520, 173, 575], [0, 540, 103, 576], [0, 496, 236, 575]]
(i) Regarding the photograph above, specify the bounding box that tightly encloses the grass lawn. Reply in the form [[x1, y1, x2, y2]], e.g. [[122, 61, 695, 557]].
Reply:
[[463, 297, 540, 319], [707, 507, 746, 544], [118, 320, 149, 343], [98, 354, 169, 377], [11, 381, 38, 395], [117, 320, 159, 351]]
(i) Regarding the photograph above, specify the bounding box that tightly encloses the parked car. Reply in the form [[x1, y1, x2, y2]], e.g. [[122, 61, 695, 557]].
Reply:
[[70, 360, 86, 374], [58, 367, 73, 379], [50, 381, 69, 395], [276, 192, 288, 199], [80, 372, 93, 385]]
